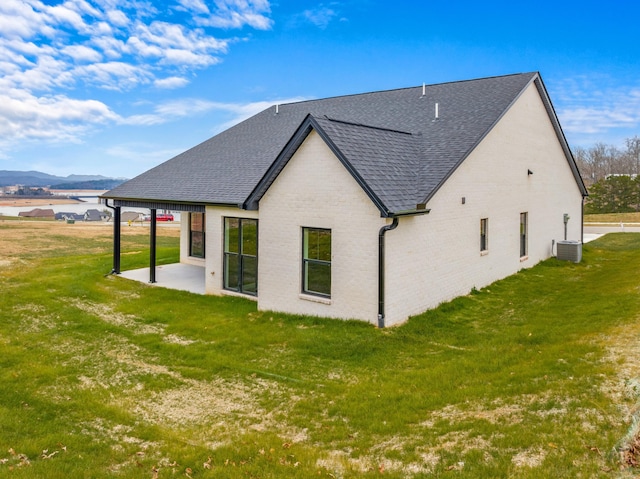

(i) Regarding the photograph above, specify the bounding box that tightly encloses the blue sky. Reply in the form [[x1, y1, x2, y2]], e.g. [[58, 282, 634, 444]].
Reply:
[[0, 0, 638, 179]]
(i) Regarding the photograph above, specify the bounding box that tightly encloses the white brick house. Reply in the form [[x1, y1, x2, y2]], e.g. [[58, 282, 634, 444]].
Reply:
[[103, 72, 587, 327]]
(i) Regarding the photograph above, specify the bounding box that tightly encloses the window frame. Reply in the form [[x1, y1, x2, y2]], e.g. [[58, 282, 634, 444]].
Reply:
[[189, 212, 205, 258], [480, 218, 488, 253], [223, 217, 258, 296], [301, 227, 332, 298], [520, 212, 528, 258]]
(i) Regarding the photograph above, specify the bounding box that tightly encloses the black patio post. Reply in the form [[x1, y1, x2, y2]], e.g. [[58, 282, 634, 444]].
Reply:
[[104, 200, 121, 275], [113, 206, 121, 274], [149, 209, 157, 283]]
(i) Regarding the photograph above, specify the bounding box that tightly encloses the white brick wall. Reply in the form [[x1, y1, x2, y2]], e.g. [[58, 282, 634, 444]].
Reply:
[[180, 207, 258, 295], [384, 83, 584, 325], [258, 130, 386, 322], [179, 217, 205, 267]]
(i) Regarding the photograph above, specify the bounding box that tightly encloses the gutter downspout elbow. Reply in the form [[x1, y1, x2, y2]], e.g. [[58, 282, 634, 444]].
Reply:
[[378, 217, 399, 328]]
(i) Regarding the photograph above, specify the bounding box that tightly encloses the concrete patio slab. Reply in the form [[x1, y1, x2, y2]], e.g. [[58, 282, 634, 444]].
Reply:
[[119, 263, 205, 294]]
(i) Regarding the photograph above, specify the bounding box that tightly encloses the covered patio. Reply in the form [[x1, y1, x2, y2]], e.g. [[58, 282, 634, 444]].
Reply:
[[119, 263, 205, 295], [103, 199, 207, 295]]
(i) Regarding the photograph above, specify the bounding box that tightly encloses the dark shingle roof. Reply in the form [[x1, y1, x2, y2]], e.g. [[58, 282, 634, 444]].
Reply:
[[103, 72, 586, 215]]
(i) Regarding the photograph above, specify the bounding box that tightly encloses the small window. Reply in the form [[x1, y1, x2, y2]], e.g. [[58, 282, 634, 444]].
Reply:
[[302, 227, 331, 297], [189, 212, 205, 258], [520, 212, 528, 257], [480, 218, 488, 252]]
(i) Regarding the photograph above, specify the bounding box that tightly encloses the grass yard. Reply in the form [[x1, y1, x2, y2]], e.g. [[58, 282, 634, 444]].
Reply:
[[1, 220, 640, 478]]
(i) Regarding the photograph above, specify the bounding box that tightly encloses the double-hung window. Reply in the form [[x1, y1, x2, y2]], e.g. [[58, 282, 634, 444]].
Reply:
[[189, 212, 205, 258], [224, 218, 258, 295], [520, 212, 528, 258], [302, 227, 331, 297], [480, 218, 488, 253]]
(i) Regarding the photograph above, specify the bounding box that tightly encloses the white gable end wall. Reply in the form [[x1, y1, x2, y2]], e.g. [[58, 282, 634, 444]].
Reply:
[[258, 130, 385, 323], [383, 83, 583, 326]]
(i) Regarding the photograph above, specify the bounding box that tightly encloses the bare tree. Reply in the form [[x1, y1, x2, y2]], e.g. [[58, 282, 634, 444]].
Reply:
[[624, 136, 640, 176], [573, 137, 639, 185]]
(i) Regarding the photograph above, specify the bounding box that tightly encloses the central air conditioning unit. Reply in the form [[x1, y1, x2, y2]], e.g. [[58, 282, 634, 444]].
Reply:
[[557, 240, 582, 263]]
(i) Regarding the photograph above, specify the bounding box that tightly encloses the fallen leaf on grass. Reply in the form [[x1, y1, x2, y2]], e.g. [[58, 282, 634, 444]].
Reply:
[[587, 445, 602, 456]]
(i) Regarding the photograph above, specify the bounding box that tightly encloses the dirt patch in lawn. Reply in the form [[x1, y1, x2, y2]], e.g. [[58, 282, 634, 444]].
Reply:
[[599, 317, 640, 469]]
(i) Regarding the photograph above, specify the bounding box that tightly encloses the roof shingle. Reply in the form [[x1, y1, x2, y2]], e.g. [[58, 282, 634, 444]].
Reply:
[[104, 72, 582, 214]]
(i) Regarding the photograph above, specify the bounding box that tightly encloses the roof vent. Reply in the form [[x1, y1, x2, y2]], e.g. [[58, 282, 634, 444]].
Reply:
[[433, 102, 439, 121]]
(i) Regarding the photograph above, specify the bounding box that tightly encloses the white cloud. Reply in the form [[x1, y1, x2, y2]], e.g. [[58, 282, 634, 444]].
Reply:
[[0, 0, 48, 39], [46, 4, 88, 31], [303, 6, 338, 29], [106, 9, 129, 27], [197, 0, 273, 29], [288, 3, 345, 29], [0, 90, 118, 145], [177, 0, 210, 15], [62, 44, 103, 62], [90, 35, 126, 59], [553, 76, 640, 139], [120, 96, 307, 128], [0, 0, 275, 152], [154, 76, 190, 89], [74, 61, 153, 90]]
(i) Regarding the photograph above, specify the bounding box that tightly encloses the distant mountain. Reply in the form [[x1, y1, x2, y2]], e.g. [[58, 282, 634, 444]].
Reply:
[[51, 179, 126, 190], [0, 170, 127, 188]]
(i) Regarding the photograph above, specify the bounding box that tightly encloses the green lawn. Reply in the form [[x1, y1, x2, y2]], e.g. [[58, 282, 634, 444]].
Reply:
[[1, 221, 640, 478]]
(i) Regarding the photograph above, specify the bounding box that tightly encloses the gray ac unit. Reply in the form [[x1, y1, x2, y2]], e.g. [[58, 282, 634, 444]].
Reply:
[[557, 240, 582, 263]]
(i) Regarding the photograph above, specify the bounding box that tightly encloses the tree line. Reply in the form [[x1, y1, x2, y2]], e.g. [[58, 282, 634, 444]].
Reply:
[[573, 136, 640, 213]]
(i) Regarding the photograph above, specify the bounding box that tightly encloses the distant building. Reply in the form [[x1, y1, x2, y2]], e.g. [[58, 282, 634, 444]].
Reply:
[[85, 209, 109, 221], [55, 212, 85, 221], [18, 208, 55, 219]]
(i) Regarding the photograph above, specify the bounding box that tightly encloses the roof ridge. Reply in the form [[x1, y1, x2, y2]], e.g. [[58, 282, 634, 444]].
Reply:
[[279, 72, 538, 108], [317, 115, 414, 135]]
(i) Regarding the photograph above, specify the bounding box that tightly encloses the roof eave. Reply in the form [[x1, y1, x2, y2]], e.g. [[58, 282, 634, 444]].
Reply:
[[100, 194, 237, 211], [388, 208, 431, 218]]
